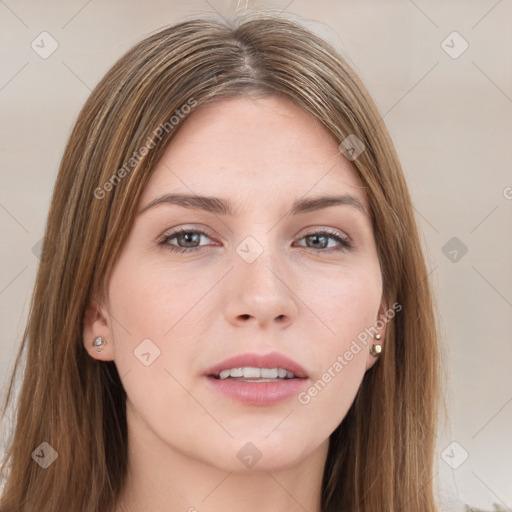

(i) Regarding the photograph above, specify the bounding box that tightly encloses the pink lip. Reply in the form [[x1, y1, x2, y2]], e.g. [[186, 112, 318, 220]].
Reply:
[[204, 351, 308, 379], [205, 378, 308, 406], [204, 351, 309, 407]]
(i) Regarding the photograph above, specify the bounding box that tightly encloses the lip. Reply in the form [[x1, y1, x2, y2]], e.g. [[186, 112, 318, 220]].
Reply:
[[204, 351, 309, 407], [205, 377, 308, 406], [204, 351, 309, 379]]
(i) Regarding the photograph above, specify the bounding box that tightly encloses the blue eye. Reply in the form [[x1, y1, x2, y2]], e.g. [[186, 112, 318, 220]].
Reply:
[[158, 228, 353, 254]]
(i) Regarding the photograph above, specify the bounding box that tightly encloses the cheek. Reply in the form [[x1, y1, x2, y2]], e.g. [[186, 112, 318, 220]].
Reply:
[[108, 255, 214, 342], [106, 259, 206, 438], [106, 256, 217, 410], [290, 265, 381, 425], [295, 355, 365, 445], [303, 262, 382, 341]]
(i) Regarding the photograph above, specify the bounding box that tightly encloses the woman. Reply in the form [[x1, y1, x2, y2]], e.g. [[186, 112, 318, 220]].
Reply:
[[0, 12, 441, 512]]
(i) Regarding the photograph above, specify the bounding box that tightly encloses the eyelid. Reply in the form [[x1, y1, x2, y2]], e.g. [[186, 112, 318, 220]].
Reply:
[[160, 224, 216, 238], [296, 225, 351, 241]]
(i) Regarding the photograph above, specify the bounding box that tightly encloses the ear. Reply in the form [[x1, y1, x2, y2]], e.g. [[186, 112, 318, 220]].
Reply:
[[82, 296, 115, 361], [365, 299, 388, 371]]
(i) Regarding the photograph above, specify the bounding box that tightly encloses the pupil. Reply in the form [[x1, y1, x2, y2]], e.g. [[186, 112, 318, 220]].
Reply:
[[182, 233, 198, 246], [310, 235, 325, 248]]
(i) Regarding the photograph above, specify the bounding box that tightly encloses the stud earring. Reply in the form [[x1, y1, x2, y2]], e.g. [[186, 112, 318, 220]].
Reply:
[[92, 336, 106, 352], [370, 333, 382, 357]]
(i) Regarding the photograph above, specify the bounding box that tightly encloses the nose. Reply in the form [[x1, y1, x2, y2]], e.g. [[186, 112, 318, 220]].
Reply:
[[224, 247, 298, 330]]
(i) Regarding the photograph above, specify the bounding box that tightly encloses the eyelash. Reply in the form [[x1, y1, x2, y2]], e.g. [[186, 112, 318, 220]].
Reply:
[[158, 227, 353, 254]]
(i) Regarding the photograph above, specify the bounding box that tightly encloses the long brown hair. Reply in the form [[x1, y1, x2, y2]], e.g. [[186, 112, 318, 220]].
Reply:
[[0, 12, 441, 512]]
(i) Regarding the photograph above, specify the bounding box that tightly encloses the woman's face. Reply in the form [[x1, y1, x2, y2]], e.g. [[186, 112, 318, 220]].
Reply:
[[86, 95, 386, 473]]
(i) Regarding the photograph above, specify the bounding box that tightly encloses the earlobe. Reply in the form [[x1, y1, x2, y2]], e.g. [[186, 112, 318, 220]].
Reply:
[[365, 300, 388, 370], [92, 335, 108, 353], [82, 300, 115, 361], [365, 331, 384, 370], [369, 333, 382, 357]]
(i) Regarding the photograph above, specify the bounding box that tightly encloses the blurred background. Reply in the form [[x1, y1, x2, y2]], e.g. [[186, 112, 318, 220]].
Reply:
[[0, 1, 511, 510]]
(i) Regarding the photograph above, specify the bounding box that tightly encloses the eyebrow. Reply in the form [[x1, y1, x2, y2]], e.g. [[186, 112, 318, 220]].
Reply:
[[138, 192, 367, 217]]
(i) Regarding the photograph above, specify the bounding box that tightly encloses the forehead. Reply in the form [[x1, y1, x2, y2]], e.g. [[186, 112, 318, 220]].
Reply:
[[140, 95, 368, 212]]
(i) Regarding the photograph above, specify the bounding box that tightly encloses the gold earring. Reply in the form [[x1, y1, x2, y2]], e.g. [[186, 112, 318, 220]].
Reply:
[[370, 333, 382, 357], [92, 336, 106, 352]]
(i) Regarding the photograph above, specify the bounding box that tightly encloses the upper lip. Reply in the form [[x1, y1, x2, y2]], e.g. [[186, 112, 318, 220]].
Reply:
[[205, 351, 309, 379]]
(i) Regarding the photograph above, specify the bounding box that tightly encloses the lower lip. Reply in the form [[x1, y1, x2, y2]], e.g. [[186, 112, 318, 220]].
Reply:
[[205, 376, 308, 406]]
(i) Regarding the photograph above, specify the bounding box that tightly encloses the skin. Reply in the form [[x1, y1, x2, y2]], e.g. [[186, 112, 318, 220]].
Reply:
[[83, 95, 387, 512]]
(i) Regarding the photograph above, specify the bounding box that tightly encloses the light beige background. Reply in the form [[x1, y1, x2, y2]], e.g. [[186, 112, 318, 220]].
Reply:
[[1, 1, 511, 510]]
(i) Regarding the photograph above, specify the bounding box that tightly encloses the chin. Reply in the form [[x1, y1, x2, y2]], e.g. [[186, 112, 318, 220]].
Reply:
[[199, 435, 316, 474]]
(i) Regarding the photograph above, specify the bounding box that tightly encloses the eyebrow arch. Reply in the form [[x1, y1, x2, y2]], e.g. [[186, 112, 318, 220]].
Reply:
[[138, 192, 367, 217]]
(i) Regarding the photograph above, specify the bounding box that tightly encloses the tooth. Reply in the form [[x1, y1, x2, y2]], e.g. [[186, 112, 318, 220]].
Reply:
[[217, 367, 297, 379], [242, 367, 261, 378], [261, 368, 279, 378]]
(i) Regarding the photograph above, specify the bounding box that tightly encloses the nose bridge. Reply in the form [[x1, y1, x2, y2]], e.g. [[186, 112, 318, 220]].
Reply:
[[237, 229, 283, 295], [226, 226, 298, 327]]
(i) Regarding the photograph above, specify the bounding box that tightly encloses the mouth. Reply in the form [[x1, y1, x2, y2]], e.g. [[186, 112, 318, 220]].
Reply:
[[204, 352, 309, 406]]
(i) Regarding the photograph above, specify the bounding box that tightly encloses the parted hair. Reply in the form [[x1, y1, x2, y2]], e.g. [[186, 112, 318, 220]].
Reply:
[[0, 12, 441, 512]]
